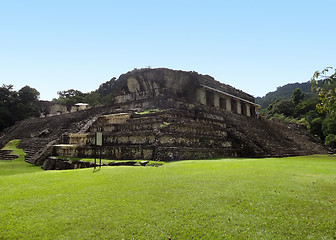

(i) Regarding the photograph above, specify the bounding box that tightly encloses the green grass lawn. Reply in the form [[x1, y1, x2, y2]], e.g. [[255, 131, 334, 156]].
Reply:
[[1, 142, 335, 239], [0, 140, 41, 176]]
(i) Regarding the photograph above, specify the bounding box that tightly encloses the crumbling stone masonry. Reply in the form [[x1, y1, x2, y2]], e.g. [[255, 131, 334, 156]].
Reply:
[[0, 68, 328, 165]]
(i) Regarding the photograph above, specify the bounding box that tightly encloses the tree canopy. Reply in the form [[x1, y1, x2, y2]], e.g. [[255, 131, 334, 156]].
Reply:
[[0, 85, 40, 131], [311, 67, 336, 115]]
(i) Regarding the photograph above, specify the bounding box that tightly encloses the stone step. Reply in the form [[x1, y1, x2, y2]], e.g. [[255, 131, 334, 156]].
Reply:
[[90, 119, 226, 134], [52, 144, 240, 161], [153, 146, 239, 161], [62, 132, 232, 148], [0, 150, 19, 160]]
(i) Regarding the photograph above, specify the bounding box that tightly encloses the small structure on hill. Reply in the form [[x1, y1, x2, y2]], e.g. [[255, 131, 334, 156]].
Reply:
[[70, 103, 90, 112], [38, 102, 90, 117]]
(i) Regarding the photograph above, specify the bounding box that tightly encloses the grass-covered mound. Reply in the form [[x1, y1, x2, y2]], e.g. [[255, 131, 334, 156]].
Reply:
[[0, 140, 40, 176], [0, 147, 335, 239]]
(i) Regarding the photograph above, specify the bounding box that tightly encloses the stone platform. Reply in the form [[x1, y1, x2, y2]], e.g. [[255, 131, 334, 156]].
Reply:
[[52, 110, 238, 161]]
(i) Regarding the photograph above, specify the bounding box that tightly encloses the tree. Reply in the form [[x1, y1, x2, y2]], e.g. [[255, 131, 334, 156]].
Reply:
[[0, 85, 40, 131], [57, 89, 84, 99], [291, 88, 305, 106], [18, 86, 40, 103], [309, 118, 324, 139], [17, 86, 40, 120], [311, 67, 336, 115], [322, 116, 336, 137], [264, 99, 295, 117], [55, 89, 85, 109], [83, 92, 101, 107], [325, 134, 336, 148], [311, 67, 336, 147]]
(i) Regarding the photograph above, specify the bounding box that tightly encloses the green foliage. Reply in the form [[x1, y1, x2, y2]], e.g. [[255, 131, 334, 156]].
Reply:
[[322, 116, 336, 137], [325, 134, 336, 148], [53, 77, 118, 107], [256, 81, 316, 108], [295, 98, 319, 117], [0, 140, 41, 176], [55, 89, 85, 108], [291, 88, 304, 105], [0, 156, 335, 239], [311, 67, 336, 115], [83, 92, 101, 107], [0, 85, 40, 131], [261, 78, 335, 144], [160, 121, 170, 128], [100, 93, 115, 105], [309, 118, 323, 139], [264, 99, 295, 117], [1, 139, 25, 158], [135, 109, 163, 115], [269, 113, 309, 128]]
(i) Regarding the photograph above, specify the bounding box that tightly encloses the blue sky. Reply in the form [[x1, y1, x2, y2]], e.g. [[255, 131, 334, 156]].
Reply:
[[1, 0, 335, 100]]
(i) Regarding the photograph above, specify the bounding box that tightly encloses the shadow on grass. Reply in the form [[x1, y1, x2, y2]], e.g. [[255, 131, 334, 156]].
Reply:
[[93, 164, 102, 173]]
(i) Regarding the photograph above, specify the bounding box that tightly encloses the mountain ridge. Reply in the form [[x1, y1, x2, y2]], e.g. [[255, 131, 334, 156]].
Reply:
[[256, 80, 317, 108]]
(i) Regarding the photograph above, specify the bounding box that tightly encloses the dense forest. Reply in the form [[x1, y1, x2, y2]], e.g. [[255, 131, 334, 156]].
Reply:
[[0, 85, 40, 131], [259, 67, 336, 148], [52, 77, 117, 109], [255, 81, 317, 109]]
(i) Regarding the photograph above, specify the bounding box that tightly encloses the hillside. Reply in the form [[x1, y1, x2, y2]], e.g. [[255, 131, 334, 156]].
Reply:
[[256, 81, 317, 109]]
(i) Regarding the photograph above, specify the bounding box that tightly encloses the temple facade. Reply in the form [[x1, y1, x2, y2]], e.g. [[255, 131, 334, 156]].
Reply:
[[107, 68, 260, 116]]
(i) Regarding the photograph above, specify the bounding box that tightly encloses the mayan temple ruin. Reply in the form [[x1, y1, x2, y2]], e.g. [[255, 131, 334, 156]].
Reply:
[[0, 68, 328, 168]]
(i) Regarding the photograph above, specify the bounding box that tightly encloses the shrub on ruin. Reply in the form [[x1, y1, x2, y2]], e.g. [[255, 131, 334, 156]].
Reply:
[[325, 134, 336, 148]]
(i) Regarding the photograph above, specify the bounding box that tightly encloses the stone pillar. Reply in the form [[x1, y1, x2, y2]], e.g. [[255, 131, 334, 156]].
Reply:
[[226, 98, 231, 112], [197, 88, 206, 105], [214, 93, 220, 108], [237, 100, 241, 114], [246, 104, 251, 117]]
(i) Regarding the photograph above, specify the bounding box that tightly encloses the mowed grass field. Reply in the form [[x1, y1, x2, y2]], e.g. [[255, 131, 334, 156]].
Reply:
[[1, 141, 336, 239]]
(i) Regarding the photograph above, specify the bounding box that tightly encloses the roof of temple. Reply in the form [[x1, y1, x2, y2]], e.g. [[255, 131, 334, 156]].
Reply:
[[110, 68, 255, 103]]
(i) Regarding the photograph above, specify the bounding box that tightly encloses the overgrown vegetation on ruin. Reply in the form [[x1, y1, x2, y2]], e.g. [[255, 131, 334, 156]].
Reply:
[[0, 140, 39, 176], [1, 152, 335, 239], [259, 67, 336, 148]]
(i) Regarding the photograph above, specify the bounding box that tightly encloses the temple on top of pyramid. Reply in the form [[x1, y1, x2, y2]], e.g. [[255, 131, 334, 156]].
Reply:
[[108, 68, 260, 117]]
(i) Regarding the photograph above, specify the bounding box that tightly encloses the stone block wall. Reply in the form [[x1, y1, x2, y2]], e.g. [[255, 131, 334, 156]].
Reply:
[[53, 110, 236, 161]]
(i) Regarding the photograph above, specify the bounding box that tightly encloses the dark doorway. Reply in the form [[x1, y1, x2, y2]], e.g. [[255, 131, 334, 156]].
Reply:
[[219, 98, 226, 110], [241, 103, 246, 116], [206, 91, 214, 107], [231, 99, 237, 113]]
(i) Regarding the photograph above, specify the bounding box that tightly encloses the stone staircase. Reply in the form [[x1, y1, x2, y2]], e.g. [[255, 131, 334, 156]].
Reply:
[[0, 150, 18, 160], [0, 101, 328, 165], [220, 109, 327, 157], [0, 105, 115, 165], [20, 138, 53, 164]]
